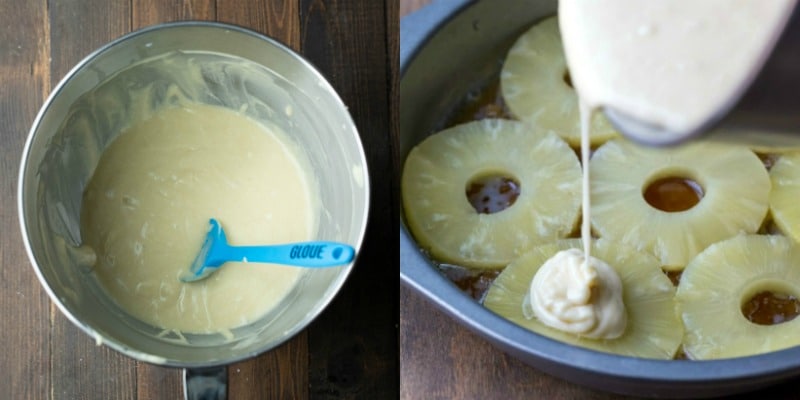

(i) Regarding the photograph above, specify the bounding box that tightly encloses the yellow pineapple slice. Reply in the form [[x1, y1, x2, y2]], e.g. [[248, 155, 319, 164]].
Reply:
[[769, 152, 800, 242], [500, 15, 618, 146], [677, 234, 800, 359], [483, 238, 682, 359], [591, 139, 770, 269], [402, 119, 581, 268], [748, 141, 800, 156]]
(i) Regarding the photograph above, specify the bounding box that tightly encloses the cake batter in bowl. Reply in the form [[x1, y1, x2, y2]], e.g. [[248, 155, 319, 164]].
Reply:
[[18, 21, 369, 396]]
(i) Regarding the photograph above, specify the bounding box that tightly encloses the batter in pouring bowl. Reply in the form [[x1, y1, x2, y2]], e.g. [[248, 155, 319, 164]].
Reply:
[[81, 101, 318, 335], [558, 0, 796, 140]]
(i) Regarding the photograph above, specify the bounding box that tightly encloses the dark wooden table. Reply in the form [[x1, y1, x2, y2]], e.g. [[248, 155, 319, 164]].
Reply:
[[1, 1, 398, 399], [399, 1, 800, 399]]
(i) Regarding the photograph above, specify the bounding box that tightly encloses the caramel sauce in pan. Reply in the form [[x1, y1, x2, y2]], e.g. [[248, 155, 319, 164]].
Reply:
[[644, 177, 703, 212], [758, 152, 780, 171], [563, 70, 574, 88], [664, 269, 683, 287], [759, 218, 783, 235], [674, 348, 689, 360], [742, 291, 800, 325], [448, 80, 514, 127], [466, 176, 520, 214], [440, 266, 500, 301]]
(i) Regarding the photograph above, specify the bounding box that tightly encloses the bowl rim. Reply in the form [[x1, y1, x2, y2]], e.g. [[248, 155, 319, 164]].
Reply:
[[399, 0, 800, 395], [18, 20, 370, 368]]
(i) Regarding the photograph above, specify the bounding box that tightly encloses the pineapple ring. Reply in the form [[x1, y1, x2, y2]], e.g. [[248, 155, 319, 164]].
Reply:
[[500, 15, 619, 146], [677, 234, 800, 360], [402, 119, 582, 269], [591, 139, 770, 269], [769, 152, 800, 242], [484, 238, 682, 359]]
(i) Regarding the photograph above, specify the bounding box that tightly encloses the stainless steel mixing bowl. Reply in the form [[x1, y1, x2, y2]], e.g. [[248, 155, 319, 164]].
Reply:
[[400, 1, 800, 397], [19, 21, 369, 398]]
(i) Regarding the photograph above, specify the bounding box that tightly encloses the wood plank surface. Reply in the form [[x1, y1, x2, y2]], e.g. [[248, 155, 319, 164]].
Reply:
[[133, 0, 216, 27], [399, 1, 800, 399], [2, 0, 398, 399], [299, 2, 398, 398], [0, 1, 51, 399], [217, 0, 299, 49]]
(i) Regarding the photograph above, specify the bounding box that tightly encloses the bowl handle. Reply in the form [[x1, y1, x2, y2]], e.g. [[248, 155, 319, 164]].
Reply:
[[183, 367, 227, 400]]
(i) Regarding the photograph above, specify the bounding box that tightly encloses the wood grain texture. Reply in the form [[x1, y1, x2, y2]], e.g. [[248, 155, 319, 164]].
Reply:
[[0, 0, 51, 398], [132, 0, 216, 28], [217, 0, 300, 50], [300, 1, 400, 398], [3, 0, 397, 398], [134, 360, 184, 400], [399, 0, 431, 17], [228, 331, 309, 400], [387, 0, 400, 213]]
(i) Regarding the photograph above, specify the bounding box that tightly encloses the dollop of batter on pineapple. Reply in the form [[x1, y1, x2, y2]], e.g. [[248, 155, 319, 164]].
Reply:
[[526, 248, 626, 339], [485, 239, 681, 359]]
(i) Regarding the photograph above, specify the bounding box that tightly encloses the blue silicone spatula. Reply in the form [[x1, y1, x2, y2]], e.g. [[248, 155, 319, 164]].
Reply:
[[180, 218, 355, 283]]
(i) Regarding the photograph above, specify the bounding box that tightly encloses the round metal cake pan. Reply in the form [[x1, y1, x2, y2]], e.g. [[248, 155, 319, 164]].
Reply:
[[399, 0, 800, 397]]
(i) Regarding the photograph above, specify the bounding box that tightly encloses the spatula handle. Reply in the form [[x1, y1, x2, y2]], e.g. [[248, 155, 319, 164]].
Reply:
[[226, 241, 355, 267]]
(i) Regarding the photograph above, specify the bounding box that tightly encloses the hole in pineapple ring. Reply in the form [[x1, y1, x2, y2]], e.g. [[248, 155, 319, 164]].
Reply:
[[643, 175, 704, 212], [741, 290, 800, 326], [563, 70, 573, 88], [465, 173, 521, 214]]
